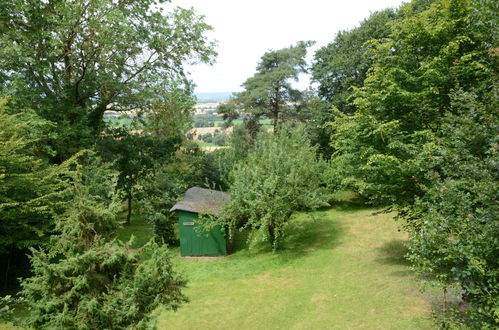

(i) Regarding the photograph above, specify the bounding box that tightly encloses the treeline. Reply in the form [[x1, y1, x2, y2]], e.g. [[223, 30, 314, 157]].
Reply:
[[0, 0, 218, 328], [216, 0, 498, 326], [0, 0, 497, 328], [193, 113, 223, 127], [314, 0, 498, 326]]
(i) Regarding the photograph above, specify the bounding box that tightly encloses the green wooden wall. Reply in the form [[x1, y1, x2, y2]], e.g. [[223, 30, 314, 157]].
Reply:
[[176, 210, 227, 256]]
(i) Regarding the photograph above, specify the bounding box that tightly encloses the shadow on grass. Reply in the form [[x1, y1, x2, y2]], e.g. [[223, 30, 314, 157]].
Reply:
[[284, 213, 343, 252], [375, 239, 411, 267], [240, 211, 346, 265], [327, 190, 372, 212]]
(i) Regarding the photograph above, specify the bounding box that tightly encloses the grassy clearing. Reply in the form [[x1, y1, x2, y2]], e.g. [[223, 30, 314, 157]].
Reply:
[[155, 205, 433, 329], [104, 117, 136, 128], [116, 213, 153, 249], [2, 202, 434, 329]]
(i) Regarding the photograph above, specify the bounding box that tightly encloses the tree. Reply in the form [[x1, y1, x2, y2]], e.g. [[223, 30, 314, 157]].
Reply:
[[138, 143, 208, 245], [323, 0, 498, 326], [19, 159, 187, 329], [0, 0, 216, 161], [218, 41, 314, 131], [220, 126, 329, 250], [97, 87, 194, 224], [97, 128, 181, 224], [405, 90, 498, 327], [0, 98, 70, 288], [328, 0, 497, 206], [312, 9, 396, 114]]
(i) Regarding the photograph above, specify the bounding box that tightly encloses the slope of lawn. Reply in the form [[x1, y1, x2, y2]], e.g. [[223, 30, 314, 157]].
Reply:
[[1, 200, 434, 329], [156, 204, 433, 329]]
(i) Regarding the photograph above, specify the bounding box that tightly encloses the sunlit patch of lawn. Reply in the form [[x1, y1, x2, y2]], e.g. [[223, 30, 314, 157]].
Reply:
[[116, 213, 154, 249], [157, 204, 433, 329], [2, 197, 434, 329]]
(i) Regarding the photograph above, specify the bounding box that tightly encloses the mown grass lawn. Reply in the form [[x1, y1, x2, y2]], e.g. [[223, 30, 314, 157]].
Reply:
[[116, 213, 153, 249], [1, 202, 434, 329], [155, 205, 433, 329]]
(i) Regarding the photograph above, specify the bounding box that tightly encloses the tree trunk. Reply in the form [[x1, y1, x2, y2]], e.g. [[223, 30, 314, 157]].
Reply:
[[273, 108, 279, 132], [126, 190, 132, 225], [3, 247, 12, 289], [268, 222, 276, 249], [273, 87, 280, 132], [226, 226, 235, 254]]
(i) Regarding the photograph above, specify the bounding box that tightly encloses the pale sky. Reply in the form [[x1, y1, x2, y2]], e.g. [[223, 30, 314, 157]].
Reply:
[[171, 0, 407, 93]]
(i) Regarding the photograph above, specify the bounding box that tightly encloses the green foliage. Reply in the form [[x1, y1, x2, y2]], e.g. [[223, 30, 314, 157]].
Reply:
[[327, 0, 497, 206], [221, 126, 329, 250], [201, 124, 257, 190], [0, 0, 215, 161], [320, 0, 498, 326], [328, 109, 431, 205], [98, 89, 193, 224], [22, 241, 187, 330], [97, 128, 181, 224], [405, 90, 498, 327], [138, 143, 223, 244], [0, 99, 69, 255], [0, 295, 16, 323], [20, 161, 187, 329], [192, 113, 223, 128], [312, 9, 396, 113], [353, 0, 489, 131], [218, 41, 314, 131], [298, 94, 336, 158], [141, 89, 195, 140], [198, 130, 228, 146], [52, 155, 121, 255]]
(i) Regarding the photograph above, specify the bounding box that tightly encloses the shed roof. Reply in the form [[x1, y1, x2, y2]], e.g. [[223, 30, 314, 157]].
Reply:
[[169, 187, 231, 215]]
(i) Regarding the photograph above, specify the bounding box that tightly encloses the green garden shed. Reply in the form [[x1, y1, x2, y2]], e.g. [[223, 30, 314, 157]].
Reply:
[[170, 187, 230, 257]]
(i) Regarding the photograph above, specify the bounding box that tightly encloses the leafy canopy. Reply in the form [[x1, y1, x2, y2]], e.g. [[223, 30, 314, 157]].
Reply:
[[0, 0, 216, 160], [312, 9, 396, 114], [221, 126, 329, 250], [0, 99, 69, 256]]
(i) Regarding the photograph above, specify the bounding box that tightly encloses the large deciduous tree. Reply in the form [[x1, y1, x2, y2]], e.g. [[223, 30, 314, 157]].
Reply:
[[312, 9, 396, 114], [218, 41, 314, 131], [328, 0, 496, 206], [323, 0, 498, 325], [97, 88, 193, 224], [405, 90, 498, 327], [0, 0, 216, 161]]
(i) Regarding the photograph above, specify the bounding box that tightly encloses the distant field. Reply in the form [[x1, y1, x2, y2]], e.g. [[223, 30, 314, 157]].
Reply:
[[106, 115, 272, 131], [104, 117, 136, 128], [190, 126, 232, 139], [194, 92, 234, 103]]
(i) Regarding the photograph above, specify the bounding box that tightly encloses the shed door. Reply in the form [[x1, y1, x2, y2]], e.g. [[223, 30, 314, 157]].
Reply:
[[178, 211, 226, 256]]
